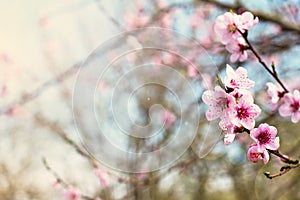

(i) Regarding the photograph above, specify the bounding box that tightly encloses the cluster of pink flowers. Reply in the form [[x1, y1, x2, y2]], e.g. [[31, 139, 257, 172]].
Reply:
[[202, 65, 260, 144], [266, 82, 300, 123], [248, 123, 280, 164], [214, 11, 258, 62], [202, 65, 280, 164]]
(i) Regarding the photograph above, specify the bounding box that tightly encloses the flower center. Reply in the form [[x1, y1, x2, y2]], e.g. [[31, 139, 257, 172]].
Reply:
[[257, 131, 271, 144], [230, 79, 238, 86], [290, 100, 300, 112], [236, 107, 249, 119], [228, 24, 237, 33]]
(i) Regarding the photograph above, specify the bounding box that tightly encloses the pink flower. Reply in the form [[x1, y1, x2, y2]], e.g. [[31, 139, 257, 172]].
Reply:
[[202, 86, 235, 121], [214, 11, 258, 45], [224, 64, 255, 90], [225, 37, 248, 63], [247, 144, 269, 164], [235, 11, 259, 32], [214, 12, 240, 44], [266, 82, 284, 110], [250, 123, 280, 152], [230, 94, 261, 130], [63, 187, 81, 200], [161, 109, 176, 128], [94, 168, 110, 188], [279, 90, 300, 123]]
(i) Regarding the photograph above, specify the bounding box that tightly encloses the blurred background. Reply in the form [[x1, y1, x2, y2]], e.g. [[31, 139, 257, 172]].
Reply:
[[0, 0, 299, 199]]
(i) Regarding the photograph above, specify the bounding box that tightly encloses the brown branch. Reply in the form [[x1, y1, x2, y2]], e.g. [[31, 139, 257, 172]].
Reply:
[[42, 157, 96, 200], [237, 29, 289, 93], [264, 163, 300, 179]]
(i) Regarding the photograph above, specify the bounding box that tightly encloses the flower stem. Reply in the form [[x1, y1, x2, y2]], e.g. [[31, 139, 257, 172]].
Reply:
[[238, 29, 289, 93]]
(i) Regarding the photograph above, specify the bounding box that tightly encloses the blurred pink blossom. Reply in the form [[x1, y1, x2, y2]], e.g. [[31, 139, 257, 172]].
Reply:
[[191, 10, 204, 29], [63, 187, 81, 200], [187, 64, 199, 79], [266, 82, 284, 110], [279, 89, 300, 123], [201, 73, 214, 90], [4, 104, 27, 117], [161, 109, 176, 128], [94, 167, 110, 188]]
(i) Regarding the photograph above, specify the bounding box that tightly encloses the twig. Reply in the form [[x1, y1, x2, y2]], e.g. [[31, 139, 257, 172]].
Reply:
[[264, 163, 299, 179], [238, 29, 289, 93], [42, 157, 96, 200]]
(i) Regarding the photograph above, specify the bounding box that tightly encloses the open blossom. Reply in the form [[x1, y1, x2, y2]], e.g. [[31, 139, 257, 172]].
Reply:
[[247, 143, 270, 164], [230, 93, 261, 130], [266, 82, 284, 110], [224, 64, 255, 90], [235, 11, 259, 32], [63, 187, 81, 200], [250, 123, 280, 152], [225, 37, 248, 63], [202, 86, 235, 121], [214, 12, 240, 44], [279, 90, 300, 123], [214, 11, 258, 44]]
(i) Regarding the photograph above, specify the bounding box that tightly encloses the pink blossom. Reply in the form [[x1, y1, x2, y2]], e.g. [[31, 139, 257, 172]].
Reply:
[[162, 52, 176, 65], [214, 12, 240, 44], [224, 64, 255, 90], [4, 104, 27, 117], [124, 4, 149, 29], [250, 123, 280, 152], [161, 109, 176, 128], [187, 64, 199, 79], [266, 82, 284, 110], [214, 11, 258, 44], [230, 94, 261, 130], [279, 90, 300, 123], [247, 144, 269, 164], [94, 168, 110, 188], [202, 86, 235, 121], [161, 12, 174, 28], [235, 11, 259, 32], [225, 37, 248, 63], [191, 9, 204, 29], [51, 179, 61, 190], [63, 187, 81, 200]]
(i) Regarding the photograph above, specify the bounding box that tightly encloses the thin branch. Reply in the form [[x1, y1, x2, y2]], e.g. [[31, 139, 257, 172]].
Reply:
[[238, 29, 289, 93], [264, 163, 299, 179]]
